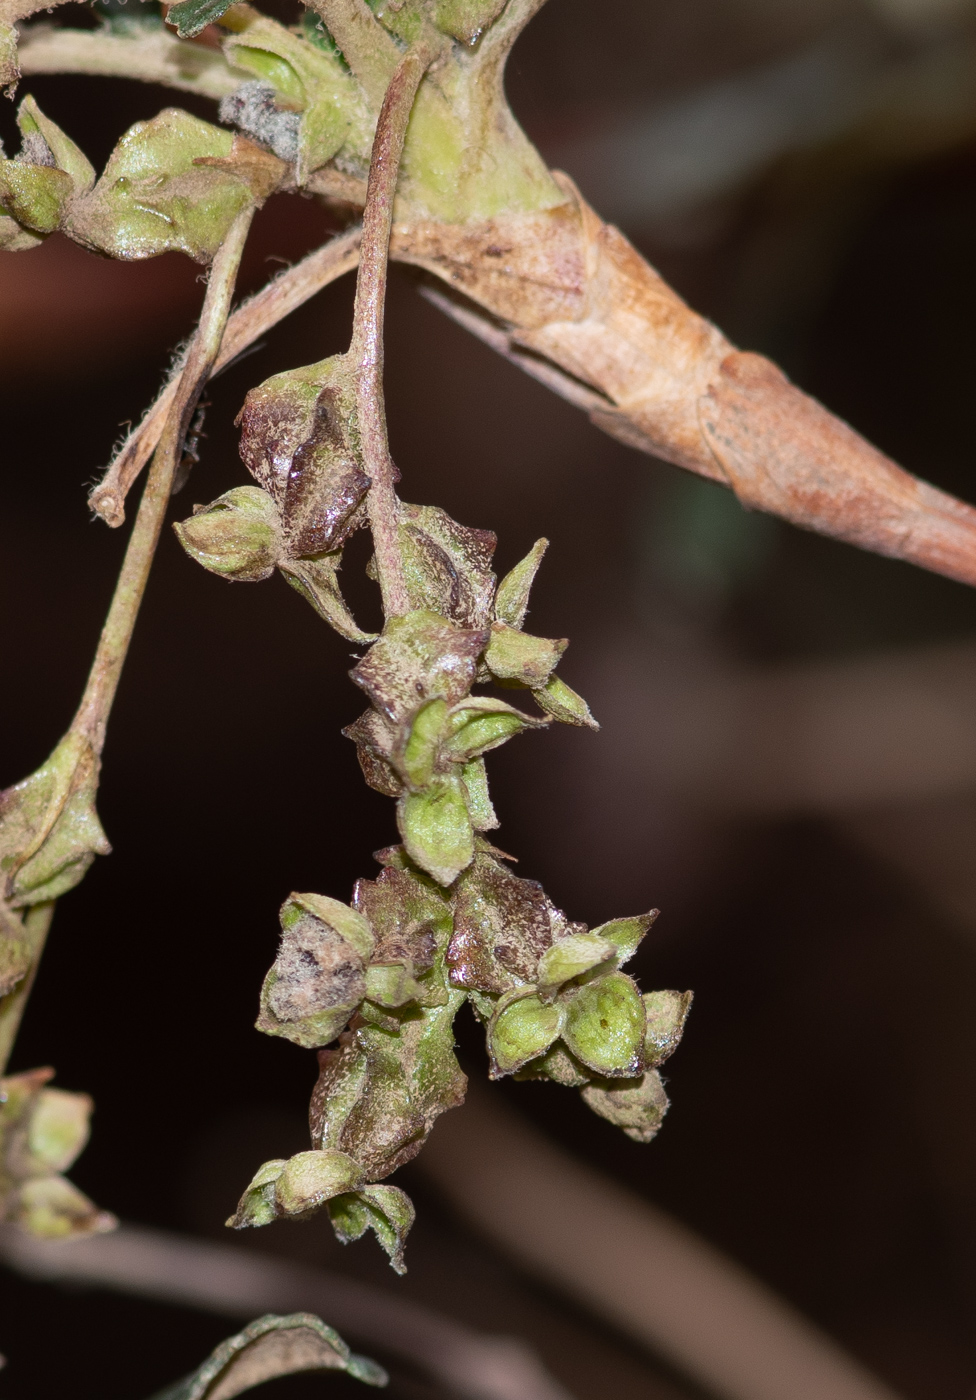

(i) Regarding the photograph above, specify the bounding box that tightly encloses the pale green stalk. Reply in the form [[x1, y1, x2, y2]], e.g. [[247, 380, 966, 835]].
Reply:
[[0, 903, 54, 1077]]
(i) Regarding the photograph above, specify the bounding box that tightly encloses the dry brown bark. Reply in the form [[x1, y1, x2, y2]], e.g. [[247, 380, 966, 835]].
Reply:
[[392, 173, 976, 589]]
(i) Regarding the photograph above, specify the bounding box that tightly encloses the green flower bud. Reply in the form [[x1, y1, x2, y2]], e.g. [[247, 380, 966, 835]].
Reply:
[[536, 930, 616, 1002], [494, 537, 548, 628], [592, 910, 658, 968], [562, 971, 646, 1077], [0, 164, 73, 235], [26, 1088, 92, 1174], [174, 485, 282, 582], [15, 1174, 115, 1239], [533, 673, 599, 729], [485, 622, 566, 686], [489, 989, 564, 1077], [397, 772, 474, 887]]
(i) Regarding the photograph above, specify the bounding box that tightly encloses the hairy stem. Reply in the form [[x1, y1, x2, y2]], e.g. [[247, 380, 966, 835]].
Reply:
[[89, 226, 362, 529], [73, 205, 254, 751], [0, 903, 54, 1078], [351, 40, 441, 619]]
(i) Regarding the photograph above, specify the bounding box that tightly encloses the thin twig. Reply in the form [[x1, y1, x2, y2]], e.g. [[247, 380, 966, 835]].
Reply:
[[0, 903, 54, 1078], [75, 205, 255, 750], [350, 39, 442, 618], [89, 227, 362, 528], [0, 211, 254, 1079]]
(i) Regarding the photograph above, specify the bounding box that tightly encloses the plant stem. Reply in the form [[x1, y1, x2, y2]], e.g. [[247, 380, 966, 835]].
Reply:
[[0, 208, 253, 1081], [351, 39, 441, 619], [73, 205, 254, 752], [0, 903, 54, 1079]]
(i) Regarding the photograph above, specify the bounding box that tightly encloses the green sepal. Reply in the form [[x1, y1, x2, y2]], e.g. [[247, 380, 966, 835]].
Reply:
[[485, 622, 566, 686], [433, 0, 510, 43], [459, 757, 497, 831], [399, 698, 450, 790], [0, 730, 111, 907], [643, 989, 693, 1067], [444, 695, 546, 763], [0, 215, 44, 252], [533, 672, 599, 729], [17, 95, 95, 192], [174, 485, 282, 582], [328, 1183, 415, 1275], [280, 555, 376, 643], [395, 504, 497, 630], [0, 922, 30, 997], [363, 962, 427, 1009], [225, 1157, 286, 1228], [148, 1312, 387, 1400], [536, 930, 616, 1002], [166, 0, 233, 39], [580, 1070, 669, 1144], [488, 988, 563, 1077], [397, 772, 474, 887], [562, 971, 646, 1078], [593, 910, 658, 969], [514, 1041, 591, 1088], [494, 537, 547, 628], [0, 163, 72, 234]]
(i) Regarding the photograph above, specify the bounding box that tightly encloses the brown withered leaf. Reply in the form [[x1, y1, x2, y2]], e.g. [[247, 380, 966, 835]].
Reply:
[[391, 199, 586, 331], [448, 851, 580, 994], [342, 710, 401, 798], [309, 992, 466, 1180], [350, 612, 488, 726], [396, 504, 497, 630]]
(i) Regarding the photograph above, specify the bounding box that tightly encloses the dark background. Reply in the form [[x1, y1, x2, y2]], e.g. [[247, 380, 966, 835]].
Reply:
[[4, 1, 976, 1396]]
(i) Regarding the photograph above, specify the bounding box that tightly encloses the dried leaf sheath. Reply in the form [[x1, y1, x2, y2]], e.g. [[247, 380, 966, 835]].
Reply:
[[392, 175, 976, 589]]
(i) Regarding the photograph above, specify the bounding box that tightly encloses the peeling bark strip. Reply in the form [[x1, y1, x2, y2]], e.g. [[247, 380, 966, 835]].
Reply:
[[392, 173, 976, 589]]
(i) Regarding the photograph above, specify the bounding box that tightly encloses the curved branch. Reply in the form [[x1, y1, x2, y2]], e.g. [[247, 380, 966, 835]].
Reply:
[[17, 21, 241, 98]]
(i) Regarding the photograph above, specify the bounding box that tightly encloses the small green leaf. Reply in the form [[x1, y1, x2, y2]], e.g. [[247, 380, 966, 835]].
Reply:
[[174, 486, 282, 581], [398, 773, 474, 886], [148, 1312, 387, 1400], [536, 930, 616, 1002], [562, 971, 646, 1077], [166, 0, 233, 40], [533, 672, 599, 729], [580, 1070, 669, 1143], [593, 910, 658, 968], [329, 1183, 415, 1275], [397, 504, 497, 630], [363, 962, 426, 1008], [494, 537, 547, 628], [643, 989, 693, 1066], [0, 163, 72, 235], [399, 698, 450, 790], [485, 622, 566, 686], [459, 757, 497, 831], [489, 990, 563, 1076]]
